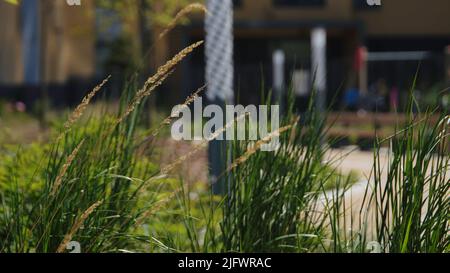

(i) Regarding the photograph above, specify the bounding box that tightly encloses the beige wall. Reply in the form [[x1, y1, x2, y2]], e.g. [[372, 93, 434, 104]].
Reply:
[[1, 0, 449, 86], [0, 1, 23, 84], [235, 0, 353, 21], [355, 0, 450, 36], [0, 0, 96, 85], [57, 0, 96, 81], [229, 0, 450, 36]]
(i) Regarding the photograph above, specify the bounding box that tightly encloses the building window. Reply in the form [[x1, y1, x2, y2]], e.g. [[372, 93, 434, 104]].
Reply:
[[273, 0, 326, 7], [233, 0, 243, 8], [353, 0, 382, 10]]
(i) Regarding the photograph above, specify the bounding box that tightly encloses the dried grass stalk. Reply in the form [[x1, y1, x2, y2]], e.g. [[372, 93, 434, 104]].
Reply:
[[149, 85, 206, 140], [158, 3, 208, 40], [50, 139, 85, 197], [135, 189, 181, 227], [226, 122, 297, 174], [114, 41, 204, 127], [160, 113, 248, 175], [58, 76, 111, 141], [114, 70, 174, 128], [56, 200, 103, 253]]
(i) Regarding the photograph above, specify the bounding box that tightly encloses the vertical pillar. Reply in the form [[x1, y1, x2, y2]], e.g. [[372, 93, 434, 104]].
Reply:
[[205, 0, 234, 194], [358, 46, 368, 96], [311, 27, 327, 112], [22, 0, 40, 85], [273, 49, 285, 114]]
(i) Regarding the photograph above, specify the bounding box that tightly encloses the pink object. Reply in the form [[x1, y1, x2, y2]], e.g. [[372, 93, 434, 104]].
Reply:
[[390, 87, 399, 111], [15, 101, 26, 112]]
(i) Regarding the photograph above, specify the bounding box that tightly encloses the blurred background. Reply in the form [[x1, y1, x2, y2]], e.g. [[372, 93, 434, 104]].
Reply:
[[0, 0, 449, 145], [1, 1, 448, 253]]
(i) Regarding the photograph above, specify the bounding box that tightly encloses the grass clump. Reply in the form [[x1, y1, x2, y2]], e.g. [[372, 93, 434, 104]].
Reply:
[[0, 38, 204, 252]]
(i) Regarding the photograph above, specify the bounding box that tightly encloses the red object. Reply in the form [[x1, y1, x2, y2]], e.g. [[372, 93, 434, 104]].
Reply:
[[354, 46, 367, 71]]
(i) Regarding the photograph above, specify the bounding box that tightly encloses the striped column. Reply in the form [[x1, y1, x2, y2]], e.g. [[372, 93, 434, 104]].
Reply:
[[205, 0, 234, 194]]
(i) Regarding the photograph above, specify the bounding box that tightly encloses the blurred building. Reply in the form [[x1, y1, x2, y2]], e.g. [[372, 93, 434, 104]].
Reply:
[[0, 0, 449, 110], [179, 0, 450, 109], [0, 0, 96, 106]]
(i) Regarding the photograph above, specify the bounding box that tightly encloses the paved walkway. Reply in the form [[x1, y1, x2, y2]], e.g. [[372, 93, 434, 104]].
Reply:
[[325, 146, 389, 180], [323, 147, 449, 236]]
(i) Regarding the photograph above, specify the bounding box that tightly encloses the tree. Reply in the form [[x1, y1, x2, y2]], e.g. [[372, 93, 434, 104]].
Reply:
[[95, 0, 205, 124], [95, 0, 205, 67], [3, 0, 19, 5]]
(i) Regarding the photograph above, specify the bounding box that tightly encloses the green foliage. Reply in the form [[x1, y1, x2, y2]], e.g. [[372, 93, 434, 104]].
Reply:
[[369, 114, 449, 252], [3, 0, 18, 5], [219, 91, 329, 252], [0, 75, 169, 253], [0, 15, 447, 252], [325, 76, 450, 253]]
